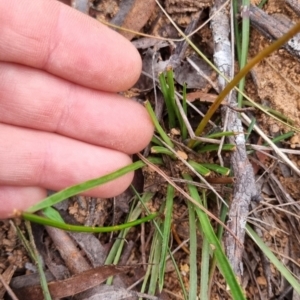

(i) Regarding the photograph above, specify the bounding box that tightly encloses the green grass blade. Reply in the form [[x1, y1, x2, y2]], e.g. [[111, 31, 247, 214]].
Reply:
[[197, 144, 236, 153], [233, 0, 242, 63], [105, 192, 154, 266], [242, 100, 295, 125], [200, 233, 210, 299], [134, 186, 188, 300], [246, 224, 300, 294], [42, 207, 65, 223], [148, 215, 163, 295], [188, 160, 211, 177], [105, 192, 154, 285], [151, 146, 175, 159], [25, 221, 52, 300], [245, 117, 256, 142], [187, 198, 197, 300], [199, 191, 210, 300], [159, 72, 176, 128], [139, 209, 164, 299], [35, 253, 52, 300], [264, 131, 295, 146], [26, 157, 162, 213], [247, 131, 295, 155], [145, 100, 175, 148], [166, 67, 183, 131], [258, 0, 268, 8], [159, 184, 174, 291], [199, 164, 230, 176], [13, 223, 36, 264], [205, 131, 235, 139], [237, 1, 250, 107], [182, 83, 188, 140], [183, 174, 246, 300], [22, 212, 158, 233], [151, 135, 164, 146], [208, 200, 229, 298]]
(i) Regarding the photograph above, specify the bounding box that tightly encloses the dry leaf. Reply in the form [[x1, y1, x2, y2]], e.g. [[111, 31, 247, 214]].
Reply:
[[13, 265, 135, 299]]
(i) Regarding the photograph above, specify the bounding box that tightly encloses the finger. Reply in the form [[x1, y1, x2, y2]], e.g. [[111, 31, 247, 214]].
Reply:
[[0, 63, 153, 154], [0, 0, 141, 91], [0, 186, 47, 219], [0, 124, 134, 197]]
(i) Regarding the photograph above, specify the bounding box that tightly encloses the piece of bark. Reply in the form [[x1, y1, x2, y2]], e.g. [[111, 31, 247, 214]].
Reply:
[[110, 0, 156, 40], [169, 12, 203, 69], [249, 5, 300, 60], [285, 0, 300, 16], [46, 226, 91, 274], [210, 0, 259, 279]]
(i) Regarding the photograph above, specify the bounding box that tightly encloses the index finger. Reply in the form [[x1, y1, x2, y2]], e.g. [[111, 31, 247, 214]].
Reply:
[[0, 0, 141, 92]]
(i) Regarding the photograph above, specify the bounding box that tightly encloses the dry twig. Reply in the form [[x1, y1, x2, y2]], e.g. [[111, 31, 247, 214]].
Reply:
[[210, 0, 259, 279]]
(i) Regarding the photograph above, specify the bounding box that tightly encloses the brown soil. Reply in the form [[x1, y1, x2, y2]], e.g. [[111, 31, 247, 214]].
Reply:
[[1, 0, 300, 299]]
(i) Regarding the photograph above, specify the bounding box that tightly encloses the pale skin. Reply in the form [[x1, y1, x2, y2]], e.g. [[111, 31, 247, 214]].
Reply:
[[0, 0, 154, 218]]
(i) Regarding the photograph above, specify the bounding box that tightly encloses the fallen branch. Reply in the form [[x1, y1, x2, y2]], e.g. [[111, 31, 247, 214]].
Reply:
[[210, 0, 259, 279]]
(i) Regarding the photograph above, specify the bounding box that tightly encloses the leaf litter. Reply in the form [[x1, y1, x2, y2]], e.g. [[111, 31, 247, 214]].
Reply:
[[2, 0, 300, 299]]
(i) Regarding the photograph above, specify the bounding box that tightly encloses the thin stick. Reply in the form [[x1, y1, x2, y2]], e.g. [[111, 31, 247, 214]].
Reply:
[[0, 273, 18, 300]]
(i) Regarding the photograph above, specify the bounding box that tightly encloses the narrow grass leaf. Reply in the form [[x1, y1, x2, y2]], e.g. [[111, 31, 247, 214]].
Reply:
[[106, 197, 140, 285], [245, 118, 256, 142], [243, 100, 295, 125], [182, 83, 188, 140], [134, 186, 188, 300], [208, 201, 229, 296], [26, 157, 162, 213], [148, 217, 163, 295], [258, 0, 268, 8], [199, 191, 210, 300], [233, 0, 242, 63], [183, 174, 246, 300], [247, 131, 295, 155], [159, 184, 174, 291], [246, 224, 300, 295], [151, 136, 164, 146], [188, 160, 211, 177], [151, 146, 176, 159], [264, 131, 295, 146], [105, 192, 154, 266], [200, 164, 230, 176], [25, 221, 52, 300], [187, 197, 197, 300], [13, 223, 36, 264], [237, 0, 250, 107], [22, 212, 158, 233], [200, 234, 210, 299], [145, 100, 174, 148], [159, 72, 176, 128], [42, 207, 65, 223], [166, 67, 183, 131], [205, 131, 235, 139], [197, 144, 236, 153]]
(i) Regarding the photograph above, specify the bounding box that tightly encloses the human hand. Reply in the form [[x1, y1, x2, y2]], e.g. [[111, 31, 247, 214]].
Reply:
[[0, 0, 153, 218]]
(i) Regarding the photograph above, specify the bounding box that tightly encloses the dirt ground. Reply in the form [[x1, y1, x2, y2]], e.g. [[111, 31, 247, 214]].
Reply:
[[1, 0, 300, 299]]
